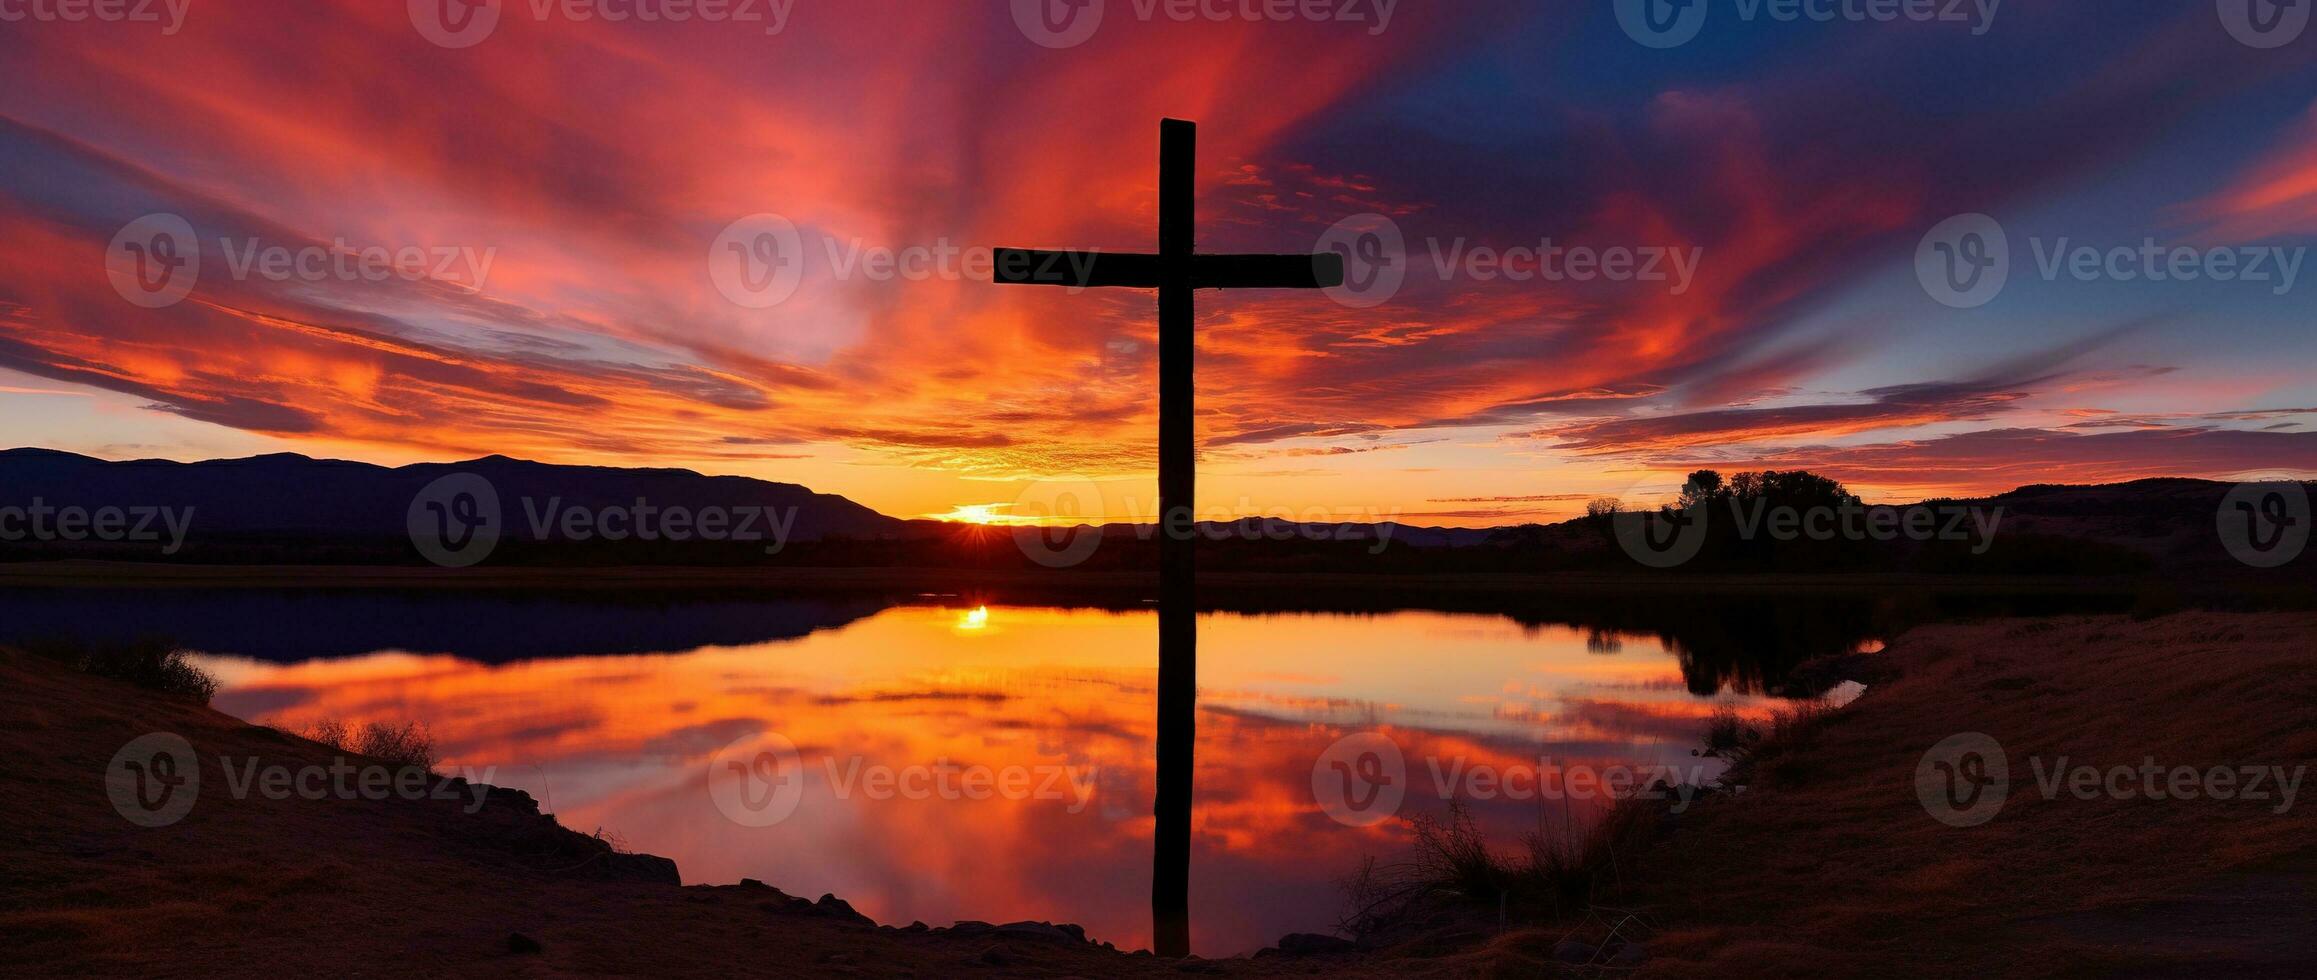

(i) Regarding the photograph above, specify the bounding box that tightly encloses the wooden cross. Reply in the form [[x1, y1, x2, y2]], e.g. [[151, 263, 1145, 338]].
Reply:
[[991, 118, 1345, 957]]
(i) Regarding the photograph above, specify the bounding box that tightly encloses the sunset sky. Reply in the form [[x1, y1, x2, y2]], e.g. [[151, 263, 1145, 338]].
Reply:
[[3, 0, 2315, 525]]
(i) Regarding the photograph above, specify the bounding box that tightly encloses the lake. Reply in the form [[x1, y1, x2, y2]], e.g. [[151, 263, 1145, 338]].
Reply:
[[3, 588, 1887, 955]]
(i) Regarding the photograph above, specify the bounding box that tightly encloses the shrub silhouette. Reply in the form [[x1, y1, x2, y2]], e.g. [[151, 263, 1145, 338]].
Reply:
[[303, 718, 437, 772], [23, 635, 217, 704]]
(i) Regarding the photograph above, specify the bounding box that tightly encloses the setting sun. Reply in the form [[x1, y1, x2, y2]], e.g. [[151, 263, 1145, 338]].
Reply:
[[930, 504, 1010, 525]]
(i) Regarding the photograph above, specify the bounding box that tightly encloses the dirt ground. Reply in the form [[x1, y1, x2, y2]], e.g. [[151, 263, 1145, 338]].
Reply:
[[1602, 612, 2317, 978]]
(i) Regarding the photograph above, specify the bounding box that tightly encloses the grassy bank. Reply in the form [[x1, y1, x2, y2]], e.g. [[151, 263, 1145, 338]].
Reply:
[[1407, 612, 2316, 977]]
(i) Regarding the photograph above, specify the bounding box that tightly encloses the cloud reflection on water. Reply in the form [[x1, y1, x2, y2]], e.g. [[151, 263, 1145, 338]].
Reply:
[[201, 605, 1777, 955]]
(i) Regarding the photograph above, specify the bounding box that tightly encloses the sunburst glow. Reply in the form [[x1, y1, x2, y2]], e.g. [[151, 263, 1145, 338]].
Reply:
[[929, 504, 1017, 526]]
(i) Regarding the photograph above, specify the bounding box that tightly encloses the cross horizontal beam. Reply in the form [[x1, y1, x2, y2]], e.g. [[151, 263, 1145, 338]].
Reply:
[[992, 248, 1346, 290]]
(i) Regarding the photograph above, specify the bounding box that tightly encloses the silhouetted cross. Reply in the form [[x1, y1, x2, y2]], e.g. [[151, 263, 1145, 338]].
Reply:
[[991, 118, 1344, 958]]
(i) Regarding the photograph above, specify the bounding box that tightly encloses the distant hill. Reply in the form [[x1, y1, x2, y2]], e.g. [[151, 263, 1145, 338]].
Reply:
[[0, 448, 1500, 566], [0, 449, 904, 563], [1928, 478, 2310, 573], [1, 449, 2305, 582]]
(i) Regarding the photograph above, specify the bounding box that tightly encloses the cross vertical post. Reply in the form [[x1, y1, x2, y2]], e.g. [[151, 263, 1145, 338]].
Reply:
[[989, 119, 1345, 958], [1152, 117, 1197, 960]]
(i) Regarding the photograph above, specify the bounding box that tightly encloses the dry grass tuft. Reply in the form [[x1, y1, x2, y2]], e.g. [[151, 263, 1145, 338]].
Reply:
[[300, 718, 437, 772], [1702, 701, 1843, 790], [1341, 795, 1669, 943], [20, 636, 217, 704]]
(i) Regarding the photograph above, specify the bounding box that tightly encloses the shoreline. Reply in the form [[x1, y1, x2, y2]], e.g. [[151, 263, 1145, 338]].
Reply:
[[0, 647, 1290, 975], [10, 610, 2312, 975], [0, 559, 2161, 599]]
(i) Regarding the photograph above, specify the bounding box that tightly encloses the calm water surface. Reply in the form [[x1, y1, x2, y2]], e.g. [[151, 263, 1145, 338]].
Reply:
[[22, 592, 1833, 955]]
